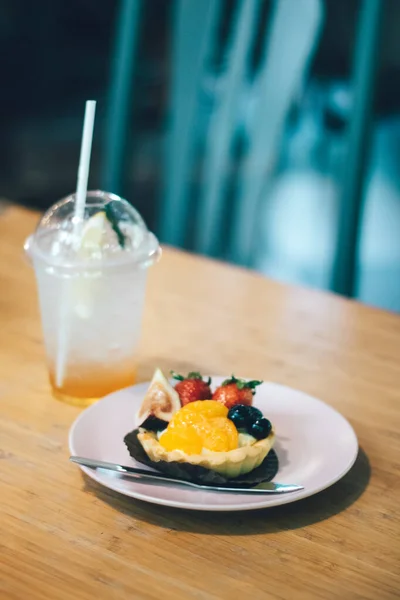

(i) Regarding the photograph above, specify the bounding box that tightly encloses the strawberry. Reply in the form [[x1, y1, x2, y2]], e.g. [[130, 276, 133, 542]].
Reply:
[[212, 375, 262, 409], [171, 371, 212, 406]]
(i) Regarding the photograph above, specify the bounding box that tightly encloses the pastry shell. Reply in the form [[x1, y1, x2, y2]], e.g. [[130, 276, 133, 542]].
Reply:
[[137, 428, 275, 479]]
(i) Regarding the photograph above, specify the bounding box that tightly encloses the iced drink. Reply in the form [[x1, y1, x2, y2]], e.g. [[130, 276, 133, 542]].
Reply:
[[25, 190, 160, 406]]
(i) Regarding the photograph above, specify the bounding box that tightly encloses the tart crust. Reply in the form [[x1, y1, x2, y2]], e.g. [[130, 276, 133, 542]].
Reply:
[[137, 428, 275, 479]]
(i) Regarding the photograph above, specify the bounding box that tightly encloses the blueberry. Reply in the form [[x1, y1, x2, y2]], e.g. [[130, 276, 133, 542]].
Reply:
[[246, 406, 263, 423], [228, 405, 263, 429], [251, 418, 272, 440], [227, 405, 250, 428]]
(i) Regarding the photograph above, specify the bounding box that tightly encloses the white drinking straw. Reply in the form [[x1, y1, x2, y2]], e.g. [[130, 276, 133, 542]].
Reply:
[[55, 100, 97, 388], [74, 100, 97, 240]]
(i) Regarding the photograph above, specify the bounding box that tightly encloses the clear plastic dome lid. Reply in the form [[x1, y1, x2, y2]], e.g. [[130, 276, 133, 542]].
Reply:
[[25, 190, 160, 269]]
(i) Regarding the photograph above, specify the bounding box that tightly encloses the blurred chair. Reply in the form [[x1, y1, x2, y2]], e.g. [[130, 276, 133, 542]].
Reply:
[[160, 0, 324, 266], [103, 0, 324, 267], [101, 0, 142, 195], [158, 0, 221, 249], [330, 0, 383, 296]]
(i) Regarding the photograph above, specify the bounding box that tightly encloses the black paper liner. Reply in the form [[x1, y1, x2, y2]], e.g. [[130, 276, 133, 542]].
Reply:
[[124, 429, 279, 488]]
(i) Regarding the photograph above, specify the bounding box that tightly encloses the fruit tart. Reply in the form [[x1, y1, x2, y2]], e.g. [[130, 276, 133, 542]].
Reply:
[[125, 368, 276, 482]]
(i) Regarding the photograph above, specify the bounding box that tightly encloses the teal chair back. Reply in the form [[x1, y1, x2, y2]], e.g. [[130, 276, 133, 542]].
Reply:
[[103, 0, 385, 297], [103, 0, 324, 268], [160, 0, 324, 266], [102, 0, 142, 195]]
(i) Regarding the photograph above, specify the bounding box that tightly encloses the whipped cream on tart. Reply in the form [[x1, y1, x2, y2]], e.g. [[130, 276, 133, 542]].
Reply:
[[135, 369, 275, 480]]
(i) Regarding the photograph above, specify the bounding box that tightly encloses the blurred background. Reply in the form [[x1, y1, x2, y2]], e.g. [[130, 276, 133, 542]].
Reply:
[[1, 0, 400, 311]]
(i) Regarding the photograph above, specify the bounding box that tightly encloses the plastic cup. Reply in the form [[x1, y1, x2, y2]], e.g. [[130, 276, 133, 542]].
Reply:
[[25, 190, 160, 406]]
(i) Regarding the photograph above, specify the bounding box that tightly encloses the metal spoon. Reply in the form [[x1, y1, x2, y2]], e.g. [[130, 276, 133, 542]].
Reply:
[[70, 456, 303, 494]]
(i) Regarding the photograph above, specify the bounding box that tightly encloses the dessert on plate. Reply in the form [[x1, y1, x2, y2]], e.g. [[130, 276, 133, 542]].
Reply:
[[126, 368, 275, 482]]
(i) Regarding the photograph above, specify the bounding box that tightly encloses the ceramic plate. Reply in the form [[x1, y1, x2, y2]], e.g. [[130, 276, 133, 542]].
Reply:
[[69, 378, 358, 511]]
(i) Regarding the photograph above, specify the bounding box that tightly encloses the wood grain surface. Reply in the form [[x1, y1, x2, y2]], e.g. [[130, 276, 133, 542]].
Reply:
[[1, 205, 399, 600]]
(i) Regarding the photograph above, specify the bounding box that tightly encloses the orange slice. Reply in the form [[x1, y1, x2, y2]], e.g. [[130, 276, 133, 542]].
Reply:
[[159, 400, 238, 455]]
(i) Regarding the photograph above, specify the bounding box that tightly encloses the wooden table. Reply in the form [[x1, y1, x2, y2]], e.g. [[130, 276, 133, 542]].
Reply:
[[1, 205, 400, 600]]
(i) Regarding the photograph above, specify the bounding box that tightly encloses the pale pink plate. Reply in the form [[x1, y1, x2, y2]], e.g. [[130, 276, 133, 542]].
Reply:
[[69, 378, 358, 512]]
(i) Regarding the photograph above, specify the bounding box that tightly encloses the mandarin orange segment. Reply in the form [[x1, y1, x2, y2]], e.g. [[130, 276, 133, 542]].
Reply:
[[159, 425, 203, 454], [179, 400, 229, 419], [201, 417, 238, 452], [169, 408, 206, 428], [159, 401, 238, 454]]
